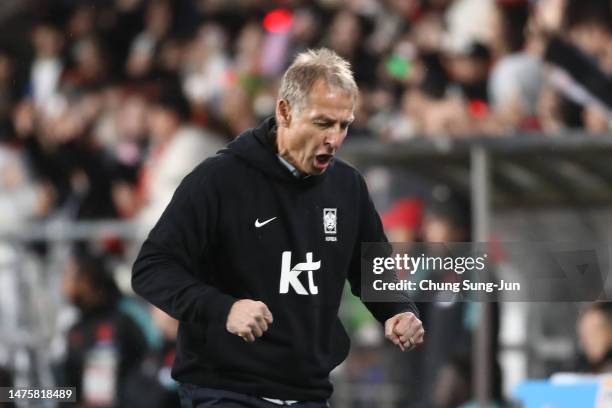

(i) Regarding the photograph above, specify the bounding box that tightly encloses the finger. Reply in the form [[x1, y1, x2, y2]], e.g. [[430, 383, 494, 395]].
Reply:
[[394, 319, 410, 338], [415, 327, 425, 344], [402, 329, 425, 351], [241, 331, 255, 342], [393, 313, 415, 333], [396, 315, 420, 342], [403, 341, 416, 352], [398, 321, 420, 343], [385, 316, 400, 342], [401, 326, 423, 345], [250, 322, 263, 338], [395, 321, 415, 343], [255, 315, 269, 332], [401, 334, 417, 350], [260, 303, 274, 324]]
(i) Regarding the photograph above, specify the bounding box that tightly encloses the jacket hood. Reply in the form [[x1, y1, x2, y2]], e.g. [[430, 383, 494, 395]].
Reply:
[[221, 117, 330, 184]]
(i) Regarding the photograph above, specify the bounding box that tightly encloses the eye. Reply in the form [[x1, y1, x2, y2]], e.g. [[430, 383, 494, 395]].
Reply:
[[315, 122, 331, 128], [340, 122, 350, 130]]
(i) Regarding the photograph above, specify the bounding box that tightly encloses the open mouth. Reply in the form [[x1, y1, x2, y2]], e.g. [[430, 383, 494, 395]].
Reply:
[[315, 154, 333, 168]]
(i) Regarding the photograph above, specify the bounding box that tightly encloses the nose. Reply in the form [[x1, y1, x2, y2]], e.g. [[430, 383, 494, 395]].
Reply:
[[325, 126, 344, 150]]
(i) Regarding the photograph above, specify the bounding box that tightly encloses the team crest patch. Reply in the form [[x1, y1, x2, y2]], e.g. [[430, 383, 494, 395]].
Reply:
[[323, 208, 337, 237]]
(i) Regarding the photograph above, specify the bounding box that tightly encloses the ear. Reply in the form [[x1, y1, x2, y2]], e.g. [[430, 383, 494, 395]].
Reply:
[[276, 99, 292, 127]]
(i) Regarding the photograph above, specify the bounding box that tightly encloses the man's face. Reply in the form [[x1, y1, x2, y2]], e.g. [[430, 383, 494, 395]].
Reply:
[[578, 309, 612, 364], [276, 79, 355, 175], [62, 258, 87, 308]]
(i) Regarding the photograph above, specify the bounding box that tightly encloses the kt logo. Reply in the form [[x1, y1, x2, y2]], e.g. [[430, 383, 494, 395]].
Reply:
[[279, 251, 321, 295]]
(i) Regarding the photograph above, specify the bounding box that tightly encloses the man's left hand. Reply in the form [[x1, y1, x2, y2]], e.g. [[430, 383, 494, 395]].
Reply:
[[384, 312, 424, 352]]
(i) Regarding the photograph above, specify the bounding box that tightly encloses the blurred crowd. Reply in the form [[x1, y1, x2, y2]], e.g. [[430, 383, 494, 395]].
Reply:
[[0, 0, 612, 227]]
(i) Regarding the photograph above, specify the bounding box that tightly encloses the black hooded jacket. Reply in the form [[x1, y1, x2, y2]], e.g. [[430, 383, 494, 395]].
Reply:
[[132, 117, 418, 401]]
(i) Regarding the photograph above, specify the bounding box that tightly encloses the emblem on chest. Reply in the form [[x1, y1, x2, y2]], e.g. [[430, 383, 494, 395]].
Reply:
[[323, 208, 337, 242]]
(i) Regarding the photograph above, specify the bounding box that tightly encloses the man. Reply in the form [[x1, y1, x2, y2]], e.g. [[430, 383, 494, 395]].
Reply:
[[577, 302, 612, 373], [62, 249, 148, 406], [132, 48, 424, 407]]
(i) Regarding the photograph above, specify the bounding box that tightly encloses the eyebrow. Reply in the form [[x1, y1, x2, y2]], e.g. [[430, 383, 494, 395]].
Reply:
[[313, 115, 355, 125]]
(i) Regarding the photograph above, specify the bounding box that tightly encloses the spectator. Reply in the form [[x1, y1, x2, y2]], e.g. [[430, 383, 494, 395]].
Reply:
[[136, 85, 224, 227], [0, 0, 609, 227], [0, 143, 50, 229], [182, 23, 230, 108], [489, 0, 544, 130], [124, 306, 180, 408], [29, 19, 64, 111], [433, 355, 506, 408], [0, 49, 17, 140], [60, 248, 148, 407], [417, 188, 501, 407], [529, 0, 612, 130], [126, 0, 174, 80], [382, 197, 424, 242], [576, 302, 612, 373]]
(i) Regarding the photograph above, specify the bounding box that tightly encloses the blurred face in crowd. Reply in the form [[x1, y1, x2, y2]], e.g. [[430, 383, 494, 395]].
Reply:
[[422, 215, 466, 243], [578, 308, 612, 365], [32, 25, 63, 58], [74, 38, 106, 81], [68, 6, 95, 39], [389, 0, 421, 17], [158, 39, 183, 73], [276, 79, 354, 176], [568, 24, 611, 64], [446, 54, 489, 85], [118, 95, 148, 141], [292, 9, 318, 44], [0, 53, 13, 84], [146, 0, 172, 38], [62, 257, 87, 308], [328, 11, 361, 57], [147, 105, 180, 144]]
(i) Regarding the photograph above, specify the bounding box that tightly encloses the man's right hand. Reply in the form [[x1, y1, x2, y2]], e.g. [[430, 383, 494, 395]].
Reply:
[[226, 299, 274, 342]]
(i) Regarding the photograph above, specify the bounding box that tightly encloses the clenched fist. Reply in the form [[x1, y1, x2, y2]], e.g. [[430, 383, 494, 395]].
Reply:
[[385, 312, 425, 352], [226, 299, 274, 342]]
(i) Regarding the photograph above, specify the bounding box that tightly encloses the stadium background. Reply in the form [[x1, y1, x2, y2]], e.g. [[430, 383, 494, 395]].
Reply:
[[1, 0, 612, 406]]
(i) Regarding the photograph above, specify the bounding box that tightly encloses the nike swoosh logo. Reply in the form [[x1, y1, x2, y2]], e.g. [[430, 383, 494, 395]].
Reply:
[[255, 217, 277, 228]]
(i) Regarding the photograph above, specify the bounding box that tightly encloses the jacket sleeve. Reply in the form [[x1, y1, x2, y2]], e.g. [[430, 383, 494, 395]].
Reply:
[[132, 165, 237, 324], [346, 173, 419, 324]]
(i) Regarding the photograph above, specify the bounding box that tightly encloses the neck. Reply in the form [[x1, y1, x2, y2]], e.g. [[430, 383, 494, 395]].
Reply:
[[275, 127, 297, 168]]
